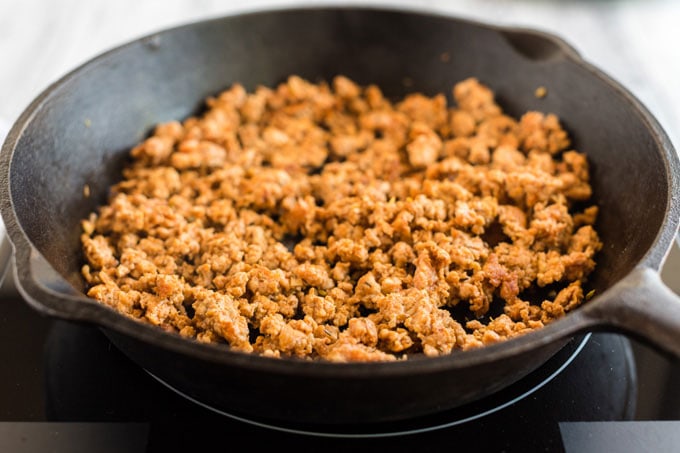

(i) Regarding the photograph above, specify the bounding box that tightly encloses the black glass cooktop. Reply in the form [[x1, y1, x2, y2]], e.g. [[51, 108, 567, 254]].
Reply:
[[1, 284, 679, 452]]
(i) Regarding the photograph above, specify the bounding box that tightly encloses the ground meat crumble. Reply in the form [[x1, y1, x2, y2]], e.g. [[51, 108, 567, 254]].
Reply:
[[80, 75, 602, 362]]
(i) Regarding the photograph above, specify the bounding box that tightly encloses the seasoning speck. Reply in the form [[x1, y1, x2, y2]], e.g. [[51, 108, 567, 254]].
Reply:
[[83, 184, 91, 198], [440, 51, 451, 63], [535, 86, 547, 99], [84, 118, 92, 127]]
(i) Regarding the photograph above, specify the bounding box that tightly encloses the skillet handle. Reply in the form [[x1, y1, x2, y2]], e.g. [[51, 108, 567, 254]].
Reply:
[[584, 266, 680, 359], [12, 244, 98, 322]]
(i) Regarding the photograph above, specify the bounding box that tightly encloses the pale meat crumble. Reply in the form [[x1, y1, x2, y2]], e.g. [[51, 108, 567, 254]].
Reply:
[[80, 75, 602, 362]]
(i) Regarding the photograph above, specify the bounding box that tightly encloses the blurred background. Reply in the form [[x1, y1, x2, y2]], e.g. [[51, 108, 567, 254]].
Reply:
[[1, 0, 679, 420], [1, 0, 678, 146]]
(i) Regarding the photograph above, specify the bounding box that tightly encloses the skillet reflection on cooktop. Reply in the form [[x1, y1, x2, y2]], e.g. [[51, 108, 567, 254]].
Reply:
[[44, 321, 635, 451]]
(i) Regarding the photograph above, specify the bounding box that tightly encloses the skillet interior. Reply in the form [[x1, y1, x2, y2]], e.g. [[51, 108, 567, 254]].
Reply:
[[2, 7, 672, 423], [8, 8, 666, 296]]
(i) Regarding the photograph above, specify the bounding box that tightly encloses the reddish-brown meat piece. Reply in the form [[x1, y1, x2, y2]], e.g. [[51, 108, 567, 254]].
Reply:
[[81, 76, 602, 361]]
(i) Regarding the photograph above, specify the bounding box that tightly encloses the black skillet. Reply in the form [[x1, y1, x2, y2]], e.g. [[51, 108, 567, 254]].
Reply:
[[2, 6, 680, 425]]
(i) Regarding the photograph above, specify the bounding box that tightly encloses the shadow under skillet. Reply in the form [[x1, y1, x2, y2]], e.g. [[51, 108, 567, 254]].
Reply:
[[44, 319, 635, 451]]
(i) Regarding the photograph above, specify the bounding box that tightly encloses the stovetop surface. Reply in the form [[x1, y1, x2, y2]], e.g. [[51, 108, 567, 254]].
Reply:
[[2, 3, 680, 451], [43, 321, 632, 434], [0, 287, 664, 452]]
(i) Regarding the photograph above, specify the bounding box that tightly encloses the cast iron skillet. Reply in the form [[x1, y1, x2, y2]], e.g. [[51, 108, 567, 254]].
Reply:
[[2, 6, 680, 425]]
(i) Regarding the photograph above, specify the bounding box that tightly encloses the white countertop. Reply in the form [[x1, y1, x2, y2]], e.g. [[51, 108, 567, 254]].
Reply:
[[1, 0, 678, 148]]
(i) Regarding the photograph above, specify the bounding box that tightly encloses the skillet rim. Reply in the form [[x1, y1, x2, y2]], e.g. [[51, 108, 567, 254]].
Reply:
[[1, 4, 678, 377]]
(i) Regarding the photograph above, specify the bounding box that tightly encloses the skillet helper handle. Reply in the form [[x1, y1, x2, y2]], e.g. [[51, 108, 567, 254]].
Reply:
[[12, 245, 98, 323], [586, 266, 680, 359]]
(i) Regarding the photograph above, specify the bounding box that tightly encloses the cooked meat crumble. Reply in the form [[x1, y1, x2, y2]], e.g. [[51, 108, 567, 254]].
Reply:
[[80, 75, 602, 362]]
